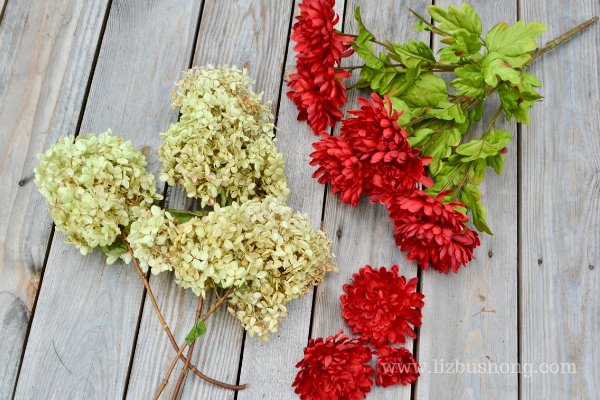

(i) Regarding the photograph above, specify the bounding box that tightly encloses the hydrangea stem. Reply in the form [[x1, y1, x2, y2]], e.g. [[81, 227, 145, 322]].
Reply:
[[122, 235, 246, 392], [153, 287, 236, 400], [170, 295, 204, 400]]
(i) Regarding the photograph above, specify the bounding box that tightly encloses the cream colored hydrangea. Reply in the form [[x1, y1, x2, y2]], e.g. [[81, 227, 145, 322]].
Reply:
[[158, 65, 290, 207], [34, 130, 162, 261]]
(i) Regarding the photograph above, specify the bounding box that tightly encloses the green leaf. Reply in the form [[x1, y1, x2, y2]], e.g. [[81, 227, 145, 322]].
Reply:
[[389, 97, 412, 125], [482, 52, 521, 87], [486, 20, 547, 57], [427, 100, 466, 124], [166, 209, 208, 223], [388, 39, 437, 67], [99, 236, 127, 256], [487, 153, 505, 174], [421, 127, 462, 176], [460, 184, 493, 234], [470, 159, 487, 185], [455, 129, 512, 162], [438, 31, 482, 63], [450, 64, 486, 98], [185, 319, 207, 346], [428, 3, 483, 36], [412, 18, 426, 32], [400, 73, 448, 110], [351, 7, 383, 69], [407, 128, 434, 148]]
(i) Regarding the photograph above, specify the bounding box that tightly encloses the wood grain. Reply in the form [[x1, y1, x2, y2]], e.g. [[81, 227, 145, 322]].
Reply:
[[519, 0, 600, 398], [414, 1, 519, 399], [0, 0, 110, 397], [312, 1, 430, 399], [12, 0, 202, 398], [127, 1, 296, 399], [235, 1, 345, 399]]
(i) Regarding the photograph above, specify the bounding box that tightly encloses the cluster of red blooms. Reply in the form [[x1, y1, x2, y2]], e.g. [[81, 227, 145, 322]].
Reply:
[[287, 0, 354, 134], [310, 92, 480, 273], [293, 265, 423, 399]]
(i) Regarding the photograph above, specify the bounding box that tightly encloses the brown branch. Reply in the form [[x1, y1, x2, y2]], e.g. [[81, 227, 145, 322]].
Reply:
[[122, 235, 246, 393], [171, 296, 205, 400], [152, 287, 237, 400]]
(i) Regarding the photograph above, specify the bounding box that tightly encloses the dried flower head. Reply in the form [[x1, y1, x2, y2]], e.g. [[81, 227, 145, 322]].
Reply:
[[159, 65, 290, 206], [34, 130, 162, 260]]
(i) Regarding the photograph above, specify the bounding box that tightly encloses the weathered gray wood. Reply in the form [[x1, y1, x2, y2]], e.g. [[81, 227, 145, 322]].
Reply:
[[13, 1, 202, 398], [236, 1, 345, 398], [520, 0, 600, 398], [127, 1, 296, 399], [312, 1, 430, 399], [415, 1, 519, 399], [0, 0, 110, 398]]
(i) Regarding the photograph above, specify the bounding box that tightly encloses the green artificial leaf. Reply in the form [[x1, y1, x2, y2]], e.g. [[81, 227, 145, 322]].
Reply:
[[482, 52, 521, 87], [407, 128, 434, 148], [412, 18, 426, 32], [486, 20, 547, 56], [400, 73, 448, 111], [460, 184, 493, 234], [388, 39, 437, 68], [426, 155, 464, 194], [471, 100, 484, 124], [166, 208, 208, 223], [427, 100, 467, 123], [99, 236, 127, 256], [487, 153, 505, 174], [451, 64, 486, 98], [455, 129, 512, 162], [185, 319, 207, 346], [421, 127, 462, 176], [438, 31, 482, 63], [389, 97, 412, 125], [428, 3, 483, 36], [351, 7, 383, 69], [470, 158, 487, 185], [497, 78, 542, 124]]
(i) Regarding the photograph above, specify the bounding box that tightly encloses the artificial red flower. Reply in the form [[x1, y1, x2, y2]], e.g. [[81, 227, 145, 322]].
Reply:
[[387, 190, 480, 273], [291, 0, 354, 68], [287, 66, 350, 134], [293, 330, 375, 400], [340, 265, 424, 347], [375, 346, 420, 387], [310, 133, 366, 206]]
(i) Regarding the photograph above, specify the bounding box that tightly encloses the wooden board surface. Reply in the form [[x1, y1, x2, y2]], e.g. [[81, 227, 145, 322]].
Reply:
[[127, 1, 296, 399], [415, 1, 519, 398], [519, 0, 600, 398], [0, 0, 110, 397], [13, 0, 201, 398]]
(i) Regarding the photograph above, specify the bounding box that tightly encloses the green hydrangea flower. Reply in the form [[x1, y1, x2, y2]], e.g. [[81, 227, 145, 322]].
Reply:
[[158, 65, 290, 207], [34, 130, 162, 261]]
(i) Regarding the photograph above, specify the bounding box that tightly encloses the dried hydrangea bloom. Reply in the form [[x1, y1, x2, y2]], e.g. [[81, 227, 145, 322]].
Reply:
[[127, 206, 177, 274], [159, 65, 290, 207], [34, 130, 162, 260]]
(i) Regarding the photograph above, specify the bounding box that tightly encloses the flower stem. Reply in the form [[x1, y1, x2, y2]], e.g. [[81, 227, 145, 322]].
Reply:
[[153, 287, 235, 400], [408, 8, 452, 36], [122, 235, 246, 392], [171, 296, 204, 400], [530, 16, 598, 62]]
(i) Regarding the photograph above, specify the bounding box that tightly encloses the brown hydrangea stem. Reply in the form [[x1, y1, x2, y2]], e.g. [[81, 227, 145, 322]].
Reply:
[[170, 296, 204, 400], [153, 287, 237, 400], [122, 235, 246, 392]]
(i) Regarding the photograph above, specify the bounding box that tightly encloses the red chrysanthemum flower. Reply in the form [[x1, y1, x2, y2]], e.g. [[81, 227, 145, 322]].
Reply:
[[387, 190, 480, 273], [340, 265, 424, 347], [375, 346, 420, 387], [310, 133, 366, 206], [287, 66, 350, 134], [291, 0, 354, 68], [293, 330, 375, 400]]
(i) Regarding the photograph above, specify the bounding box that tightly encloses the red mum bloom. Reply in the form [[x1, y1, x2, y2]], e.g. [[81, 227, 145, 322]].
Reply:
[[293, 330, 375, 400], [310, 133, 366, 206], [287, 66, 350, 134], [341, 265, 424, 347], [375, 346, 420, 387], [291, 0, 354, 68], [388, 190, 480, 273]]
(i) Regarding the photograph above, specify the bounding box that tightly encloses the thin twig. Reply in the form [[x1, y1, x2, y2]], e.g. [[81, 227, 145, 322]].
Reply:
[[153, 287, 236, 400], [52, 340, 73, 375], [123, 235, 246, 391]]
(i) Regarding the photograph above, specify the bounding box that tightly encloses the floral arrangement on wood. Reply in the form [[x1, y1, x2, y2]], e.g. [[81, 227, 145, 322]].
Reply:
[[35, 65, 337, 399], [288, 0, 598, 274]]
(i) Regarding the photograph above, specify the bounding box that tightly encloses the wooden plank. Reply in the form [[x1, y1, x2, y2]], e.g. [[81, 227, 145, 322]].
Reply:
[[312, 1, 431, 399], [0, 0, 110, 397], [235, 1, 345, 398], [519, 0, 600, 398], [126, 1, 295, 399], [12, 1, 202, 398], [415, 1, 519, 399]]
